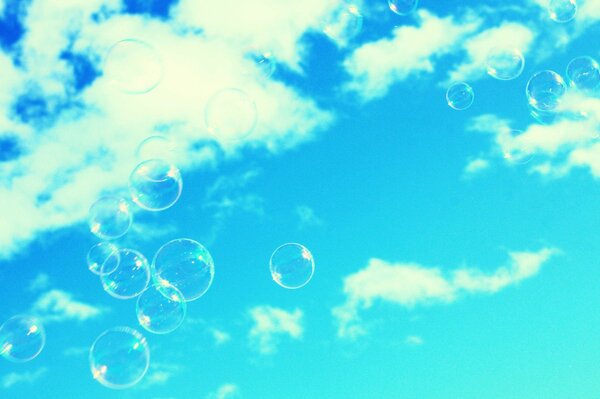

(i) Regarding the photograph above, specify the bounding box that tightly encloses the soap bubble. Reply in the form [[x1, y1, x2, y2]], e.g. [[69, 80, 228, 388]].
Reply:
[[548, 0, 577, 23], [103, 39, 163, 94], [566, 56, 600, 91], [136, 136, 177, 162], [446, 82, 474, 111], [101, 249, 150, 299], [388, 0, 418, 15], [486, 47, 525, 80], [323, 4, 363, 45], [270, 243, 315, 289], [88, 197, 133, 240], [500, 130, 535, 165], [526, 70, 567, 111], [136, 283, 186, 335], [0, 315, 45, 363], [89, 327, 150, 389], [129, 160, 183, 211], [244, 49, 276, 79], [205, 88, 257, 141], [152, 239, 214, 302], [87, 242, 120, 275]]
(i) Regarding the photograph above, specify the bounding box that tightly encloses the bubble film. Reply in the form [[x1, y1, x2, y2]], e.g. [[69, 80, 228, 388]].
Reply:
[[526, 70, 567, 112], [103, 39, 163, 94], [323, 4, 363, 45], [446, 82, 474, 111], [0, 315, 45, 363], [548, 0, 577, 23], [486, 47, 525, 81], [87, 242, 120, 275], [270, 243, 315, 289], [101, 249, 151, 299], [129, 159, 183, 211], [204, 88, 258, 141], [566, 56, 600, 91], [136, 283, 186, 334], [88, 197, 133, 240], [388, 0, 418, 15]]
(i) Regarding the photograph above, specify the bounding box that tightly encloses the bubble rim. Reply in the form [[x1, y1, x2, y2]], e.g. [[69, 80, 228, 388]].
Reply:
[[87, 241, 120, 276], [100, 248, 151, 300], [269, 242, 315, 290], [0, 314, 46, 363], [135, 282, 187, 335], [128, 159, 183, 212], [88, 196, 133, 241], [204, 87, 258, 142]]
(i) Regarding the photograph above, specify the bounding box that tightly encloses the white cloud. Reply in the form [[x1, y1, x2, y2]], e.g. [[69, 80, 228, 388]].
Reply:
[[206, 383, 240, 399], [333, 248, 557, 339], [31, 289, 107, 323], [249, 305, 303, 354], [210, 328, 231, 346], [1, 368, 47, 389], [27, 273, 51, 292], [138, 363, 181, 389], [464, 158, 490, 176], [295, 205, 324, 228], [404, 335, 424, 346]]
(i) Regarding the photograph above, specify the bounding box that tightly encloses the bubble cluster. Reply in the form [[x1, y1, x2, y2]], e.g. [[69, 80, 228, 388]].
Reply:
[[136, 136, 178, 162], [526, 70, 567, 111], [87, 242, 120, 275], [270, 243, 315, 289], [129, 160, 183, 211], [101, 249, 151, 299], [205, 88, 258, 141], [0, 316, 45, 363], [388, 0, 418, 15], [103, 39, 163, 94], [136, 283, 186, 335], [446, 82, 475, 111], [88, 197, 133, 240], [486, 47, 525, 81], [323, 4, 363, 45], [566, 56, 600, 91], [548, 0, 577, 23]]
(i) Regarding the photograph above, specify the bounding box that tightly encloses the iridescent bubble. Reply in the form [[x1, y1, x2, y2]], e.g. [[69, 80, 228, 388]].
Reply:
[[486, 47, 525, 81], [244, 49, 276, 79], [446, 82, 474, 111], [89, 327, 150, 389], [101, 249, 151, 299], [129, 160, 183, 211], [87, 242, 120, 275], [388, 0, 418, 15], [135, 136, 177, 162], [88, 197, 133, 240], [0, 315, 45, 363], [323, 4, 363, 45], [152, 238, 214, 302], [270, 243, 315, 289], [136, 283, 186, 335], [501, 130, 535, 165], [204, 88, 257, 141], [103, 39, 163, 94], [526, 70, 567, 111], [548, 0, 577, 23], [566, 56, 600, 91]]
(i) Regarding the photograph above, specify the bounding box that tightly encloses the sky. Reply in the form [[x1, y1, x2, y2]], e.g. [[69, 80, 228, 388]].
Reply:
[[1, 0, 600, 398]]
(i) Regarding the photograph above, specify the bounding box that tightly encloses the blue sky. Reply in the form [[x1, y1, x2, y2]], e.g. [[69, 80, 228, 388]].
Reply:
[[1, 0, 600, 398]]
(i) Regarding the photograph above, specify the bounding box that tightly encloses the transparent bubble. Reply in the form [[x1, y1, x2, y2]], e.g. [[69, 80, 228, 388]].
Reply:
[[566, 56, 600, 91], [205, 88, 258, 141], [152, 239, 215, 302], [129, 160, 183, 212], [501, 130, 535, 165], [89, 327, 150, 389], [323, 4, 363, 45], [136, 136, 178, 162], [0, 315, 45, 363], [486, 47, 525, 81], [87, 242, 120, 275], [88, 197, 133, 240], [548, 0, 577, 23], [446, 82, 474, 111], [101, 249, 151, 299], [103, 39, 163, 94], [270, 243, 315, 289], [388, 0, 418, 15], [136, 283, 186, 334], [526, 70, 567, 111], [244, 49, 276, 80]]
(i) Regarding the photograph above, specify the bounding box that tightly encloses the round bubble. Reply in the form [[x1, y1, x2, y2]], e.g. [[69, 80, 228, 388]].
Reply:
[[501, 130, 534, 165], [205, 88, 257, 141], [322, 4, 363, 45], [446, 82, 474, 111], [0, 316, 45, 363], [101, 249, 151, 299], [388, 0, 418, 15], [136, 283, 186, 334], [103, 39, 163, 94], [136, 136, 177, 162], [566, 56, 600, 91], [89, 327, 150, 389], [526, 70, 567, 111], [152, 239, 215, 302], [129, 160, 183, 212], [88, 197, 133, 240], [87, 242, 120, 275], [244, 49, 276, 80], [548, 0, 577, 23], [486, 47, 525, 81], [270, 243, 315, 289]]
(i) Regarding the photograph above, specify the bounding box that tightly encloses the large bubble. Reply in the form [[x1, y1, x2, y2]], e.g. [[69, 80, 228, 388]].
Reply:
[[388, 0, 418, 15], [136, 283, 186, 335], [548, 0, 577, 23], [204, 88, 258, 141], [87, 242, 120, 275], [446, 82, 474, 111], [526, 70, 567, 111], [101, 249, 151, 299], [152, 239, 215, 302], [270, 243, 315, 289], [103, 39, 163, 94], [486, 47, 525, 81], [129, 160, 183, 212], [0, 315, 45, 363], [136, 136, 178, 163], [566, 56, 600, 91], [88, 197, 133, 240], [89, 327, 150, 389], [322, 4, 363, 45]]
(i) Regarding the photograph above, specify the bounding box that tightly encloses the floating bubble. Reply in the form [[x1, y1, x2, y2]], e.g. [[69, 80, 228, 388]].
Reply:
[[136, 283, 186, 335], [270, 243, 315, 289], [0, 315, 45, 363], [548, 0, 577, 23], [88, 197, 133, 240], [204, 88, 257, 141], [129, 160, 183, 212], [103, 39, 163, 94], [89, 327, 150, 389], [101, 249, 151, 299], [446, 82, 474, 111], [500, 130, 535, 165], [388, 0, 418, 15], [87, 242, 120, 275], [244, 49, 276, 80], [152, 239, 214, 302], [323, 4, 363, 45], [136, 136, 177, 162], [486, 47, 525, 81], [566, 56, 600, 91], [526, 70, 567, 111]]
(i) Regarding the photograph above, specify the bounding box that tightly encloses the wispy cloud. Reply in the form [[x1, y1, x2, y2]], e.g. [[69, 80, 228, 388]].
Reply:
[[31, 289, 108, 323], [210, 328, 231, 346], [295, 205, 324, 229], [249, 305, 303, 354], [463, 158, 490, 177], [1, 368, 47, 389], [404, 335, 424, 346], [27, 273, 51, 292], [205, 383, 240, 399], [138, 363, 182, 389]]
